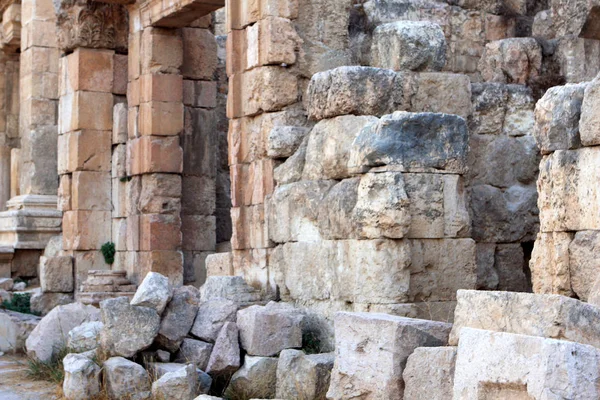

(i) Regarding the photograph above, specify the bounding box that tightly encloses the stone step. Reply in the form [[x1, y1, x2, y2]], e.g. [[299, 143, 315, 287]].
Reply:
[[76, 291, 135, 306]]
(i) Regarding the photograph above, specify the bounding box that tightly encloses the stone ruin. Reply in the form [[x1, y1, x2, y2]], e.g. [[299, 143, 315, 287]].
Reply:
[[1, 0, 600, 398]]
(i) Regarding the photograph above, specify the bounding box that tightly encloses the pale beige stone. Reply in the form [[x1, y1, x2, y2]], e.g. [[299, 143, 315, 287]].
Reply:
[[530, 231, 574, 297], [411, 73, 472, 119], [403, 347, 456, 400]]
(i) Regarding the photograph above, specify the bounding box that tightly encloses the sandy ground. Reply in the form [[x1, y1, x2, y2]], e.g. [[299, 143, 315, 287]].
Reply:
[[0, 353, 58, 400]]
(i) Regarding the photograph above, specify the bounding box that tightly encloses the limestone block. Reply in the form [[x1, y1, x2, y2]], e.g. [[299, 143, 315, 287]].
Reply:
[[348, 112, 469, 174], [206, 322, 241, 376], [302, 115, 378, 180], [273, 135, 307, 185], [479, 38, 542, 84], [227, 0, 299, 30], [451, 0, 528, 14], [67, 321, 103, 353], [504, 84, 536, 137], [403, 347, 456, 400], [71, 171, 111, 211], [538, 148, 600, 232], [191, 298, 237, 343], [371, 21, 446, 71], [30, 291, 74, 316], [113, 54, 127, 95], [62, 130, 112, 173], [305, 66, 404, 121], [127, 135, 183, 176], [266, 126, 309, 159], [141, 27, 183, 75], [139, 73, 183, 103], [248, 17, 300, 69], [227, 67, 298, 118], [534, 83, 587, 154], [63, 353, 101, 400], [104, 357, 152, 400], [174, 338, 213, 370], [224, 355, 278, 399], [63, 48, 114, 94], [550, 0, 600, 38], [137, 251, 184, 287], [275, 350, 334, 400], [530, 231, 574, 296], [316, 178, 360, 240], [139, 173, 181, 215], [182, 215, 216, 251], [470, 184, 539, 243], [411, 73, 472, 119], [182, 176, 216, 215], [59, 91, 113, 134], [26, 302, 101, 363], [139, 101, 184, 136], [99, 297, 160, 358], [40, 255, 73, 292], [140, 214, 182, 251], [409, 239, 477, 302], [131, 272, 172, 315], [182, 107, 217, 178], [183, 80, 217, 108], [199, 276, 262, 307], [0, 310, 40, 353], [62, 211, 111, 251], [151, 363, 196, 400], [112, 143, 126, 179], [182, 28, 217, 80], [494, 243, 529, 292], [453, 327, 600, 399], [580, 73, 600, 146], [449, 290, 600, 347], [157, 286, 200, 352], [205, 253, 233, 276], [271, 240, 411, 304], [237, 302, 303, 356], [326, 312, 452, 400], [58, 174, 72, 211], [569, 230, 600, 301]]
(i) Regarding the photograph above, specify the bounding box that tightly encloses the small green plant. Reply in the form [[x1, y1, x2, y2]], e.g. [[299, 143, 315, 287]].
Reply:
[[1, 292, 39, 315], [26, 346, 69, 384], [101, 242, 116, 265], [302, 331, 322, 355]]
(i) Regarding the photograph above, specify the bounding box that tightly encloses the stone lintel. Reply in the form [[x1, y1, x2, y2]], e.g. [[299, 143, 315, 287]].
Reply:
[[139, 0, 224, 28]]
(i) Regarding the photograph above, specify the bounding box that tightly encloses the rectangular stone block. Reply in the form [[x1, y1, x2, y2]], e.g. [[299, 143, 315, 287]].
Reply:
[[140, 213, 182, 251], [73, 250, 110, 290], [127, 136, 183, 175], [530, 231, 574, 297], [403, 347, 456, 400], [449, 290, 600, 348], [181, 175, 216, 215], [113, 103, 128, 144], [182, 80, 217, 108], [126, 215, 140, 251], [138, 250, 183, 287], [139, 173, 182, 214], [538, 148, 600, 231], [138, 101, 184, 136], [327, 312, 452, 400], [58, 174, 72, 211], [112, 178, 127, 218], [227, 0, 298, 30], [59, 130, 112, 173], [231, 159, 275, 207], [139, 73, 183, 103], [112, 218, 127, 252], [182, 107, 217, 177], [231, 204, 270, 250], [127, 79, 140, 107], [128, 106, 139, 138], [181, 27, 217, 80], [141, 27, 183, 75], [453, 328, 600, 400], [181, 215, 216, 251], [71, 171, 112, 211], [206, 252, 233, 277], [112, 144, 126, 179], [63, 48, 114, 95], [63, 210, 111, 251], [113, 54, 128, 95], [59, 91, 113, 134], [411, 72, 472, 119], [40, 255, 73, 292]]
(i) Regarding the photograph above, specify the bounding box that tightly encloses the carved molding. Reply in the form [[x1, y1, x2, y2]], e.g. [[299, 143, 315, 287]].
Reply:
[[55, 0, 128, 52]]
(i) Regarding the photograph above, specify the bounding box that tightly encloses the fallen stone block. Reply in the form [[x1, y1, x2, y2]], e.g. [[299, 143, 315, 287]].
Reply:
[[99, 297, 160, 358], [104, 356, 152, 400], [62, 353, 101, 400], [199, 276, 262, 307], [67, 321, 103, 353], [30, 290, 74, 316], [305, 66, 405, 121], [190, 298, 237, 343], [403, 347, 456, 400], [174, 338, 213, 371], [453, 327, 600, 399], [156, 286, 200, 352], [0, 309, 40, 353], [40, 256, 74, 293], [450, 290, 600, 347], [533, 83, 587, 154], [237, 302, 303, 356], [151, 363, 197, 400], [348, 112, 469, 175], [130, 271, 172, 315], [206, 322, 241, 376], [326, 312, 452, 400], [371, 21, 446, 71], [26, 302, 100, 363], [276, 349, 334, 400], [224, 355, 278, 399]]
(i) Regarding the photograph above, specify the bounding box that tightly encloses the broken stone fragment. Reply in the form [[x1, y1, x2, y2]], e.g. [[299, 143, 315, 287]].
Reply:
[[478, 38, 542, 85], [151, 363, 198, 400], [403, 347, 457, 400], [99, 297, 160, 358], [237, 302, 303, 356], [174, 338, 213, 371], [371, 21, 446, 72], [62, 353, 101, 400], [224, 355, 278, 399], [190, 298, 237, 343], [67, 321, 103, 353], [276, 349, 334, 400], [103, 356, 152, 400], [130, 271, 172, 315], [199, 276, 262, 307], [206, 322, 241, 376], [156, 285, 200, 352]]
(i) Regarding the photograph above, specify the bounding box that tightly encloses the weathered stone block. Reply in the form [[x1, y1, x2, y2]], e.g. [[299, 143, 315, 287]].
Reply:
[[174, 338, 213, 370], [62, 211, 111, 251], [59, 91, 113, 134], [479, 38, 542, 84], [67, 321, 103, 353], [139, 73, 183, 103], [63, 48, 114, 94], [181, 215, 216, 252], [205, 252, 233, 276], [580, 73, 600, 146], [0, 309, 40, 353], [62, 130, 112, 173], [182, 107, 217, 178], [137, 251, 184, 287], [206, 322, 241, 376], [403, 347, 456, 400], [371, 21, 446, 72], [191, 298, 237, 343], [127, 136, 183, 175], [141, 27, 183, 75], [348, 112, 469, 174], [305, 66, 405, 121], [411, 73, 472, 119], [327, 312, 452, 400], [139, 101, 184, 136], [157, 286, 200, 352], [104, 357, 152, 400], [534, 83, 587, 154], [276, 350, 334, 400], [63, 353, 101, 400], [182, 28, 217, 80], [40, 255, 73, 293], [453, 328, 600, 399], [449, 290, 600, 347], [183, 80, 217, 108], [140, 214, 182, 251], [225, 355, 278, 400], [131, 271, 172, 315], [530, 231, 574, 297], [139, 173, 181, 215], [71, 171, 111, 211]]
